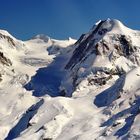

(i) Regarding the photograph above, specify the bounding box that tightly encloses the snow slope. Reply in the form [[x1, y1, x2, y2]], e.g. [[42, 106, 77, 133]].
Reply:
[[1, 19, 140, 140]]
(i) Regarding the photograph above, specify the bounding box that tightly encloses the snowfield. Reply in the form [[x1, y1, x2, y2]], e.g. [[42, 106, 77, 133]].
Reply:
[[1, 19, 140, 140]]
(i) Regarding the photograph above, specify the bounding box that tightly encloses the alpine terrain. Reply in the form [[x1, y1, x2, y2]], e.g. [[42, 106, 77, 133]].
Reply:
[[1, 19, 140, 140]]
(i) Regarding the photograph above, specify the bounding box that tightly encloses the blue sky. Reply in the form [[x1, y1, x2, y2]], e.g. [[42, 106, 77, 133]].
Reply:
[[0, 0, 140, 40]]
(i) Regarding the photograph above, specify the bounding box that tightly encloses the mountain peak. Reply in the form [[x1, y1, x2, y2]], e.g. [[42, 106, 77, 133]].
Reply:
[[0, 29, 17, 40], [65, 19, 140, 71], [91, 18, 129, 35], [32, 34, 50, 42]]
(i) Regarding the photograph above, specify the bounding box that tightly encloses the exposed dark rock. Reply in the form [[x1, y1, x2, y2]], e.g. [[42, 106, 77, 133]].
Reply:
[[75, 34, 85, 46], [98, 28, 108, 35], [65, 20, 106, 69], [43, 138, 53, 140], [119, 35, 134, 56], [59, 89, 67, 96], [0, 74, 2, 82], [88, 75, 112, 86], [0, 51, 12, 66], [114, 44, 123, 55], [0, 33, 16, 46]]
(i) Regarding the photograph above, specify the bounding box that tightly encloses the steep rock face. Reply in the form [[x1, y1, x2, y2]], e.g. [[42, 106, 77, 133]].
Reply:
[[66, 19, 140, 70], [65, 20, 107, 69], [0, 30, 25, 83], [0, 51, 12, 66], [0, 33, 16, 47], [57, 19, 140, 140], [0, 30, 25, 49], [63, 19, 140, 96]]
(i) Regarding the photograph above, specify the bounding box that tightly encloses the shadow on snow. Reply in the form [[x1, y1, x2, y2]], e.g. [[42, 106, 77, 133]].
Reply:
[[5, 99, 44, 140], [94, 74, 126, 107], [101, 97, 140, 138], [24, 51, 70, 97]]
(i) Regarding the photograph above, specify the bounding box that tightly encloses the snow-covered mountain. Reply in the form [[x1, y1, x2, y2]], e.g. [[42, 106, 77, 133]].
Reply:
[[1, 19, 140, 140]]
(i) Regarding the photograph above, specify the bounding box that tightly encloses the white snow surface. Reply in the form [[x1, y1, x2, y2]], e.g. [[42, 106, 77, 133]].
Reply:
[[0, 19, 140, 140]]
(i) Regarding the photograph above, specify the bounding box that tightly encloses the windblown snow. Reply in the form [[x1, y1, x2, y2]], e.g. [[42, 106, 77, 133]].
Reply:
[[1, 19, 140, 140]]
